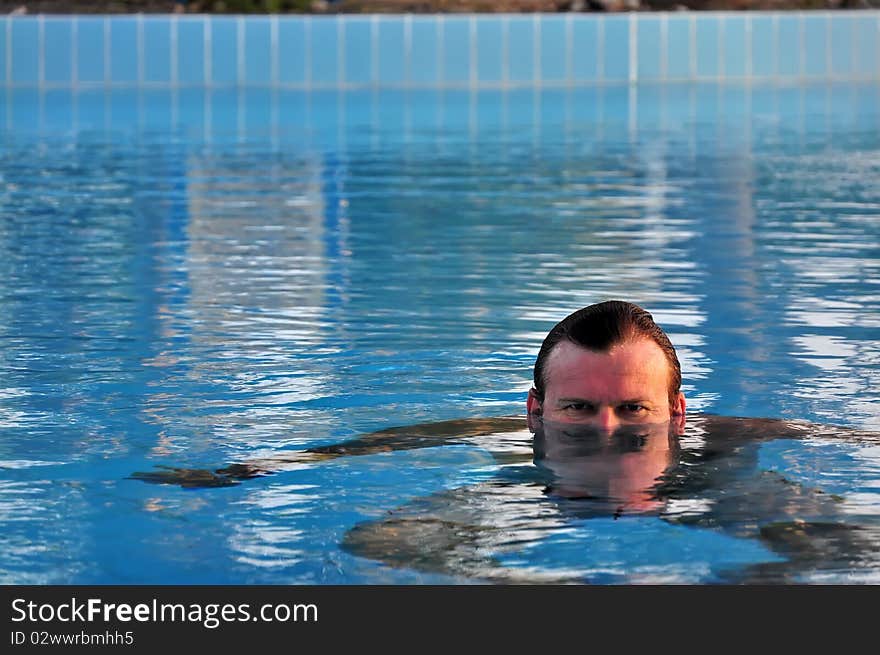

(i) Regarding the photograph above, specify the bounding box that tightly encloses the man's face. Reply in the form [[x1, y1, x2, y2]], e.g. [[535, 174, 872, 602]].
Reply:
[[533, 419, 677, 510], [528, 337, 685, 433]]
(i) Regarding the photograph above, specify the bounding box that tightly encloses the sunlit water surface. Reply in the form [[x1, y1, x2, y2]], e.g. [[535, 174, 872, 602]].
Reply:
[[1, 84, 879, 583]]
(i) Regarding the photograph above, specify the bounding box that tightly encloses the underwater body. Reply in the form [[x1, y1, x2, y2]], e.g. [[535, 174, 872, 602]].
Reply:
[[133, 413, 880, 584]]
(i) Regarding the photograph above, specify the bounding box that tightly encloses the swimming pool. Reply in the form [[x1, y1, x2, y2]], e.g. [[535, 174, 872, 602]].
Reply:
[[2, 17, 880, 584]]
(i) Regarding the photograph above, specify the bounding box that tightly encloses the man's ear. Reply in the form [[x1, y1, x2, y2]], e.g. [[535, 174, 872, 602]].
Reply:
[[671, 392, 686, 435], [527, 388, 542, 432], [527, 388, 543, 415]]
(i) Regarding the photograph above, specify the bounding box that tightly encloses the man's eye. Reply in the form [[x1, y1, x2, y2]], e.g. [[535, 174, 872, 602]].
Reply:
[[620, 404, 647, 414], [564, 403, 590, 411]]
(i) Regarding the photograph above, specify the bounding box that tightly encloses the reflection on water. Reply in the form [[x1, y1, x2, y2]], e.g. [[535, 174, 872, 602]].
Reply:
[[0, 479, 92, 584], [0, 83, 879, 582]]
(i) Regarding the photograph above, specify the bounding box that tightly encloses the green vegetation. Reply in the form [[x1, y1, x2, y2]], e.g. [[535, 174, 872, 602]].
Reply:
[[1, 0, 877, 13], [204, 0, 312, 13]]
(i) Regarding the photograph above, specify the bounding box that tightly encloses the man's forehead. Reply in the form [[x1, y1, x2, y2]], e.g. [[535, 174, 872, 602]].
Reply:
[[545, 338, 670, 384]]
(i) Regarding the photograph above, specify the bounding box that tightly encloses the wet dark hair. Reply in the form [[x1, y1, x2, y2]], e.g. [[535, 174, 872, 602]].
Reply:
[[532, 300, 682, 408]]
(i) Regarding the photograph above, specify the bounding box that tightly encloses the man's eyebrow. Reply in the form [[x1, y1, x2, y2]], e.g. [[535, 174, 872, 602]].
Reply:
[[555, 398, 653, 405]]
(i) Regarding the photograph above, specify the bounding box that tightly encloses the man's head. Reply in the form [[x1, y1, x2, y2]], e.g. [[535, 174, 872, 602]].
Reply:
[[532, 419, 680, 511], [527, 301, 685, 432]]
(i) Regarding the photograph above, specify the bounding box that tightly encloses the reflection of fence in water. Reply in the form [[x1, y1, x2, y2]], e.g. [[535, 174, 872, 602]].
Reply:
[[183, 148, 334, 394]]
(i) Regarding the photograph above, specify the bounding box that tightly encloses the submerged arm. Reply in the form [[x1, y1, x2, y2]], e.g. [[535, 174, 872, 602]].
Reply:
[[689, 414, 880, 452], [129, 416, 529, 487]]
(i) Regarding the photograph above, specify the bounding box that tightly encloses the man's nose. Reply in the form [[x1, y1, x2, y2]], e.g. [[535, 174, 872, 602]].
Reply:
[[593, 407, 620, 433]]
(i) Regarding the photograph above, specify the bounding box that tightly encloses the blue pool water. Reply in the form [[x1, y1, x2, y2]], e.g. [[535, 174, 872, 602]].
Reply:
[[1, 82, 879, 583]]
